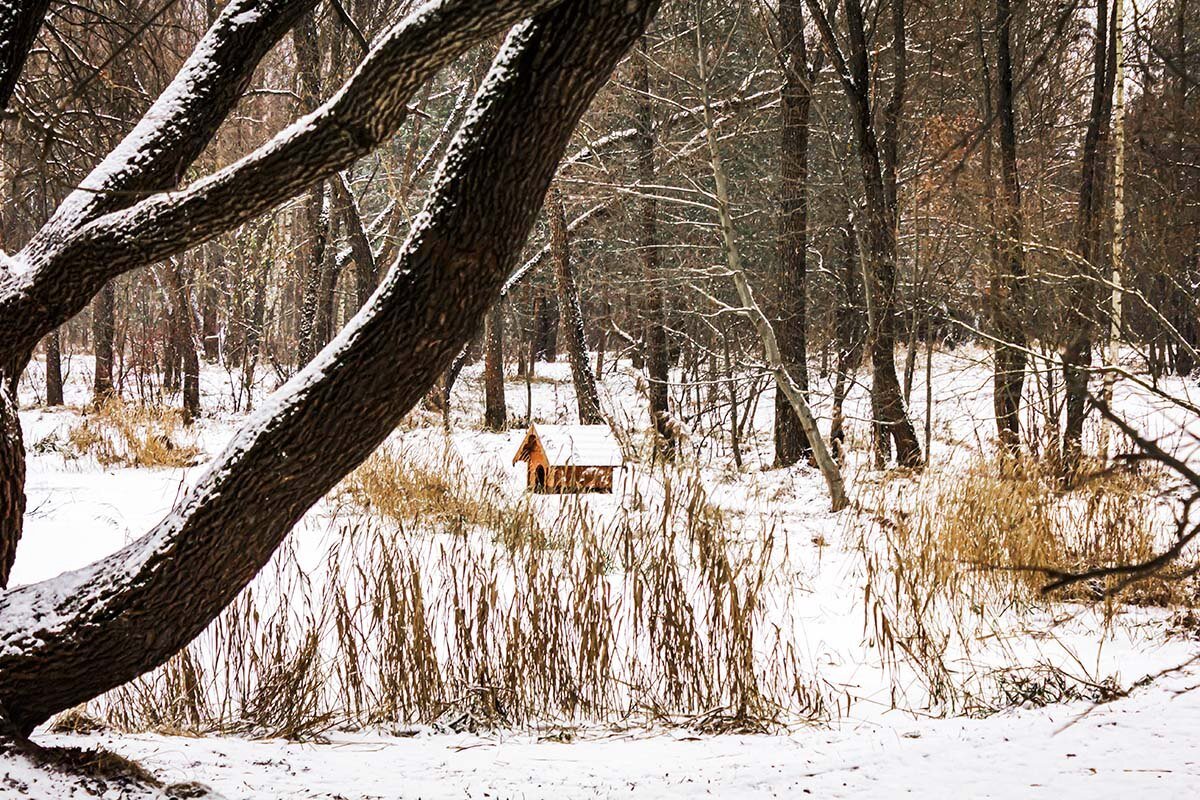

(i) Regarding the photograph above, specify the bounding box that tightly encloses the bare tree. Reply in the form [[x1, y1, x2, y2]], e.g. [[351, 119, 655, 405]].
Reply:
[[633, 39, 674, 459], [805, 0, 923, 467], [991, 0, 1028, 452]]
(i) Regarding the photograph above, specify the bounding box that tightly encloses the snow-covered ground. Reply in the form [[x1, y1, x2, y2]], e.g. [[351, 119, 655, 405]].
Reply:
[[9, 658, 1197, 798], [7, 347, 1200, 798]]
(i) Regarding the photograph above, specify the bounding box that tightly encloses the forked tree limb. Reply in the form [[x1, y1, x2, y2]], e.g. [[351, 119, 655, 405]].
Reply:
[[0, 0, 564, 367], [0, 0, 658, 737]]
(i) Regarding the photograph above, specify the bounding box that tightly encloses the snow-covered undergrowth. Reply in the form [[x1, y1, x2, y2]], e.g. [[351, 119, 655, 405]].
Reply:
[[10, 347, 1200, 795]]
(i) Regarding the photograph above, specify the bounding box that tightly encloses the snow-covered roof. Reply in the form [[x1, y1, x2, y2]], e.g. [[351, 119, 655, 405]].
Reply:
[[513, 424, 623, 467]]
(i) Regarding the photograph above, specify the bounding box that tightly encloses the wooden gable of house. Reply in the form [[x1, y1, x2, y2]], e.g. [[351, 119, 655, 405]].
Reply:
[[512, 424, 622, 494]]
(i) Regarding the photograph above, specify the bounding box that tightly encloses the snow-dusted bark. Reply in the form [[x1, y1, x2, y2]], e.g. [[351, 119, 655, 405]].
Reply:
[[0, 0, 563, 368], [0, 0, 659, 737]]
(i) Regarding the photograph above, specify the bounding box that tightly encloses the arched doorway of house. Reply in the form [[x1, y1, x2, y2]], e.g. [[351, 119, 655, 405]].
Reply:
[[534, 465, 546, 493]]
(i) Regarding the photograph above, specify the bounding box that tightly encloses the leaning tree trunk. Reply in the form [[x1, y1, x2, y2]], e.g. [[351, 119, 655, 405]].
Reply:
[[773, 0, 814, 467], [0, 0, 572, 662], [549, 188, 603, 424], [0, 0, 658, 738], [992, 0, 1028, 452], [633, 40, 673, 459], [696, 13, 847, 510]]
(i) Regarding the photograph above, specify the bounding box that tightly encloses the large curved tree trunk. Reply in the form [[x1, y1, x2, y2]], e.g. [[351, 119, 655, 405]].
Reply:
[[0, 0, 658, 738], [0, 383, 23, 588]]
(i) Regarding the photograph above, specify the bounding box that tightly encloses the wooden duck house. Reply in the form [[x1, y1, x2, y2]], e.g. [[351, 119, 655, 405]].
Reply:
[[512, 424, 623, 493]]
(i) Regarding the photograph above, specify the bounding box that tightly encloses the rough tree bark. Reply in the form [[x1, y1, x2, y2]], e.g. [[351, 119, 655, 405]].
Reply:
[[992, 0, 1028, 452], [806, 0, 923, 468], [92, 282, 116, 402], [483, 302, 508, 430], [0, 0, 51, 113], [549, 188, 603, 425], [0, 0, 657, 738], [0, 0, 583, 717], [0, 0, 330, 586], [773, 0, 814, 467], [45, 330, 63, 407], [633, 40, 673, 459]]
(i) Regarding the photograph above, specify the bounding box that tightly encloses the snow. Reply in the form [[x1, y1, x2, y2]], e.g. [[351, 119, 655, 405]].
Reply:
[[5, 346, 1199, 797], [515, 423, 624, 466], [16, 659, 1200, 798]]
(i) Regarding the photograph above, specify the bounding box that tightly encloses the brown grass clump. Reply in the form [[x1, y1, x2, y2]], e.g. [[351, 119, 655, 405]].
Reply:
[[858, 452, 1194, 713], [67, 399, 202, 468], [342, 443, 558, 550], [884, 455, 1179, 604]]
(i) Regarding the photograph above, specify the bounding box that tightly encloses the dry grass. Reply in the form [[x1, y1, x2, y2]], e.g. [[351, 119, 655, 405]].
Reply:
[[66, 399, 202, 468], [85, 447, 824, 738], [858, 452, 1196, 713]]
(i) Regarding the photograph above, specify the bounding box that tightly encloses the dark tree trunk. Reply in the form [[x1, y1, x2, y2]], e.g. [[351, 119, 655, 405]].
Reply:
[[0, 1, 51, 113], [0, 0, 658, 738], [529, 291, 559, 362], [92, 282, 116, 402], [296, 183, 331, 366], [0, 382, 24, 588], [334, 175, 379, 311], [45, 330, 63, 407], [483, 301, 508, 430], [807, 0, 922, 467], [773, 0, 813, 467], [169, 264, 201, 422], [1063, 0, 1117, 475], [633, 40, 673, 458], [830, 206, 866, 461], [549, 189, 603, 425], [992, 0, 1028, 452]]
